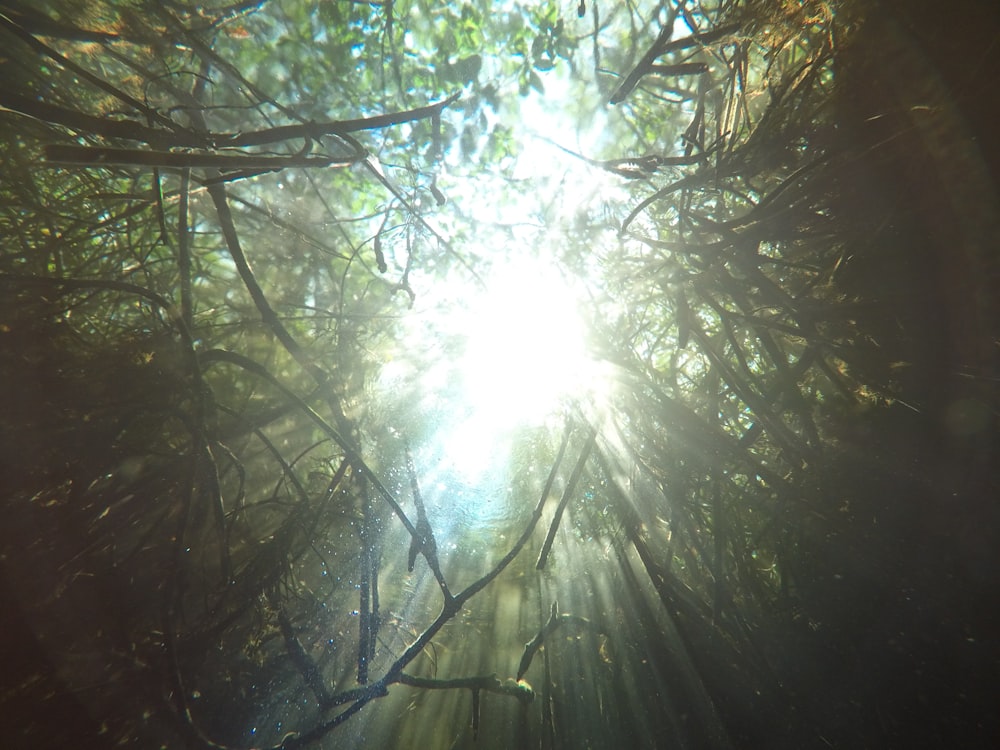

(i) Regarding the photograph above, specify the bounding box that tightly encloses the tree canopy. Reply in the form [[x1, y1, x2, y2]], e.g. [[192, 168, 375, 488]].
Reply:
[[1, 1, 998, 748]]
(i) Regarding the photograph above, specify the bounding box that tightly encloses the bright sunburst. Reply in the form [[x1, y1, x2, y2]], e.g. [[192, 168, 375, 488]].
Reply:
[[433, 252, 607, 478], [461, 260, 591, 420]]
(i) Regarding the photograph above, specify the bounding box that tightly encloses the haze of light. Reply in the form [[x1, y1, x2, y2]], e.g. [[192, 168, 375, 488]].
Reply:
[[438, 254, 605, 477], [385, 70, 620, 483]]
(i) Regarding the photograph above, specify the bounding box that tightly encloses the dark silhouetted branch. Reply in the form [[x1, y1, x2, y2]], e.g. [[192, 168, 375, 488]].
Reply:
[[536, 426, 597, 570], [276, 605, 332, 706], [44, 144, 361, 171], [610, 22, 738, 104], [398, 672, 534, 704], [404, 446, 445, 588], [3, 85, 460, 150], [516, 601, 596, 680]]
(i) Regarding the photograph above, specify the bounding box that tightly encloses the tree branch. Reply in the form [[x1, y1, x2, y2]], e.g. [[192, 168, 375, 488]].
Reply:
[[536, 426, 597, 569], [404, 446, 448, 591], [44, 144, 361, 171], [516, 601, 597, 680], [3, 86, 460, 150], [398, 671, 534, 704]]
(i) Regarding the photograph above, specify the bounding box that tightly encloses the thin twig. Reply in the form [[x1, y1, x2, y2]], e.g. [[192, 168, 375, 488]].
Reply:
[[536, 426, 597, 570]]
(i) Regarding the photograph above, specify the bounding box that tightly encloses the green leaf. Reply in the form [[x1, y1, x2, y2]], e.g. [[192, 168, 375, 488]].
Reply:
[[529, 70, 545, 94]]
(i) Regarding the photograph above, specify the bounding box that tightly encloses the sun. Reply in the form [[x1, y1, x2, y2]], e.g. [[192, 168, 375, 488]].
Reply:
[[463, 262, 590, 417], [375, 248, 608, 508], [435, 253, 606, 476]]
